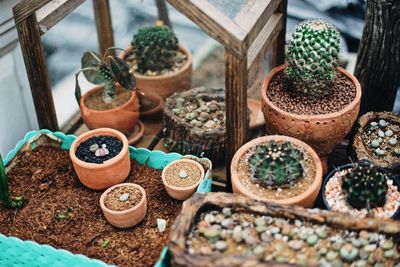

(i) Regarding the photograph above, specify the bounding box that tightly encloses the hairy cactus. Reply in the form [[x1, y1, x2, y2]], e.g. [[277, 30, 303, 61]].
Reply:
[[132, 25, 179, 73], [342, 163, 388, 210], [247, 141, 305, 187], [286, 19, 340, 100]]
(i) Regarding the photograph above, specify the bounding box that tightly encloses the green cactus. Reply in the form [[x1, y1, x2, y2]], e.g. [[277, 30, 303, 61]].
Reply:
[[342, 163, 388, 210], [131, 25, 179, 73], [285, 19, 340, 100], [0, 154, 25, 209], [247, 141, 305, 187]]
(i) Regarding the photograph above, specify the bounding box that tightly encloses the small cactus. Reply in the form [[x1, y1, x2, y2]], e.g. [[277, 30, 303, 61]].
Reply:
[[132, 25, 179, 73], [342, 163, 388, 210], [247, 141, 305, 187], [286, 19, 340, 100]]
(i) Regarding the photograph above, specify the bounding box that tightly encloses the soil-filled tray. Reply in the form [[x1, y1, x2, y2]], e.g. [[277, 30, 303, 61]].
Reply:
[[0, 131, 212, 267]]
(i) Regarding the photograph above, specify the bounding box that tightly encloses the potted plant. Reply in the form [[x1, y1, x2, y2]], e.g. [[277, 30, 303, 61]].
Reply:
[[120, 22, 192, 99], [69, 128, 130, 190], [75, 48, 142, 138], [162, 159, 205, 200], [352, 111, 400, 172], [261, 19, 362, 173], [323, 162, 400, 219], [231, 135, 323, 208], [100, 183, 147, 228], [0, 154, 24, 209]]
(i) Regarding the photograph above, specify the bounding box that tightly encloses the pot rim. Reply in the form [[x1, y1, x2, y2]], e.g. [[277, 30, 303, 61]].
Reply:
[[119, 44, 192, 80], [161, 159, 205, 191], [69, 128, 129, 169], [138, 92, 164, 116], [100, 183, 147, 215], [261, 64, 362, 120], [230, 135, 323, 205]]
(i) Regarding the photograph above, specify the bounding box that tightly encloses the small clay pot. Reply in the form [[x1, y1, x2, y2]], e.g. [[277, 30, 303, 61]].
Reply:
[[162, 159, 205, 201], [100, 183, 147, 228], [80, 85, 140, 135], [119, 45, 192, 99], [70, 128, 130, 190], [231, 135, 323, 208]]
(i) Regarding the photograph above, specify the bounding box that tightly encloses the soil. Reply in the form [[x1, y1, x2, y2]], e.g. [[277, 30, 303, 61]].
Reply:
[[0, 146, 182, 267], [75, 135, 123, 164], [104, 186, 142, 211], [267, 70, 356, 115], [84, 86, 132, 111], [237, 142, 316, 200], [164, 161, 202, 188]]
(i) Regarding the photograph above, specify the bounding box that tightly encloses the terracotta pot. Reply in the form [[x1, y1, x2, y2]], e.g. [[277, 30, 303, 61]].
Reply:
[[230, 135, 323, 208], [100, 183, 147, 228], [70, 128, 131, 190], [80, 85, 140, 135], [119, 45, 192, 99], [138, 91, 164, 118], [162, 159, 205, 200], [261, 64, 361, 160]]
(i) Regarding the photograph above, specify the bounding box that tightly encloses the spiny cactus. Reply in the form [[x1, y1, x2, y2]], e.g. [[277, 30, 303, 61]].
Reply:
[[247, 141, 305, 187], [286, 19, 340, 100], [342, 163, 388, 210], [132, 25, 179, 73]]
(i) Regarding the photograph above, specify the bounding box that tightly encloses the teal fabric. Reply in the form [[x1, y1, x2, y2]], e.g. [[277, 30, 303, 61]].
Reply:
[[1, 130, 212, 266]]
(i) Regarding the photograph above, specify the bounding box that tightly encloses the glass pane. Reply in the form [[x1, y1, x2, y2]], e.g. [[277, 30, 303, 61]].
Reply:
[[207, 0, 247, 19]]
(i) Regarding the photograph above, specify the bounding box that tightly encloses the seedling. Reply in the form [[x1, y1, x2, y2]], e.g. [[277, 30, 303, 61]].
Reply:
[[0, 154, 25, 209], [56, 207, 73, 221]]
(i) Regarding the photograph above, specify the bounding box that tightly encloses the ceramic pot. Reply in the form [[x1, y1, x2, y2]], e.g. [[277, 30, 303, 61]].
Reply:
[[100, 183, 147, 228], [119, 45, 192, 99], [231, 135, 323, 208], [80, 85, 140, 135], [162, 159, 205, 200], [70, 128, 130, 190]]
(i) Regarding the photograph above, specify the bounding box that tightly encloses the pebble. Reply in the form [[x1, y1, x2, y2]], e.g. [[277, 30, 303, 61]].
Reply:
[[351, 238, 362, 248], [340, 246, 358, 262], [370, 121, 378, 127], [204, 120, 217, 128], [364, 244, 377, 252], [379, 119, 387, 128], [185, 112, 196, 121], [371, 140, 380, 148], [95, 147, 109, 157], [119, 193, 130, 202], [204, 214, 215, 223], [271, 226, 280, 234], [222, 207, 231, 216], [355, 260, 367, 267], [204, 227, 220, 239], [209, 104, 219, 112], [215, 214, 224, 223], [89, 143, 99, 152], [316, 228, 327, 239], [307, 234, 319, 246], [394, 148, 400, 156], [253, 246, 264, 257], [385, 130, 394, 137], [383, 249, 394, 258], [378, 130, 385, 138], [375, 148, 385, 156], [199, 112, 209, 121], [288, 240, 303, 251], [281, 225, 292, 236], [275, 256, 288, 263], [379, 240, 393, 250], [172, 108, 181, 115], [221, 219, 232, 228], [388, 138, 398, 145], [178, 169, 188, 178], [255, 225, 266, 233], [359, 231, 369, 240], [255, 217, 265, 226], [214, 240, 226, 251], [326, 251, 338, 261], [245, 235, 257, 245], [157, 218, 167, 233], [232, 226, 243, 242]]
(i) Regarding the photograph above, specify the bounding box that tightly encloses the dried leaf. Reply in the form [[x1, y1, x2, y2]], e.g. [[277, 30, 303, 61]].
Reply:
[[74, 73, 81, 104], [108, 56, 136, 90]]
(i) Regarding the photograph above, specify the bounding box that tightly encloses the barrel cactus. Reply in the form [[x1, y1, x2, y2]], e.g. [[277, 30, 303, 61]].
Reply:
[[131, 25, 179, 74], [247, 141, 305, 187], [342, 163, 388, 210], [286, 19, 340, 100]]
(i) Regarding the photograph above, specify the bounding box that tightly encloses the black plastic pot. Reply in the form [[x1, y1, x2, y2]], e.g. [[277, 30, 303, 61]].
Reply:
[[321, 163, 400, 220]]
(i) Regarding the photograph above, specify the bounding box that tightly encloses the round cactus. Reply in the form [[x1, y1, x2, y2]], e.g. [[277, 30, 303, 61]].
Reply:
[[247, 141, 305, 187], [342, 163, 388, 210], [131, 25, 179, 73], [285, 19, 340, 100]]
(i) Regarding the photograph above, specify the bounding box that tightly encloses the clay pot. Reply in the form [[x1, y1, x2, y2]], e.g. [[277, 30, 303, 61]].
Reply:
[[231, 135, 323, 208], [80, 85, 140, 135], [138, 91, 164, 118], [261, 64, 361, 171], [162, 159, 205, 200], [119, 45, 192, 99], [70, 128, 131, 190], [100, 183, 147, 228]]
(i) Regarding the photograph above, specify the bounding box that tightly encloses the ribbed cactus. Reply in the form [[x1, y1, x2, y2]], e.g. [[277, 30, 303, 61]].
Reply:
[[286, 19, 340, 100], [342, 163, 388, 210], [247, 141, 305, 187], [131, 25, 179, 73]]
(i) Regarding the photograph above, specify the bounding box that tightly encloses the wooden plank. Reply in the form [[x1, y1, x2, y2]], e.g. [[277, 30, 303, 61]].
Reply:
[[273, 0, 287, 67], [155, 0, 172, 29], [61, 111, 83, 134], [13, 0, 51, 24], [166, 0, 246, 59], [93, 0, 114, 57]]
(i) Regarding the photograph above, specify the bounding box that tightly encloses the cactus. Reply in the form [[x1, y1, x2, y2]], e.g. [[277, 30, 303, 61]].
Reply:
[[131, 25, 179, 73], [247, 141, 305, 187], [342, 163, 388, 210], [0, 154, 25, 209], [285, 19, 340, 100]]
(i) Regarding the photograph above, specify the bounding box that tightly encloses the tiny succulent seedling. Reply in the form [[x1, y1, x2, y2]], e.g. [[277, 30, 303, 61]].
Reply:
[[75, 48, 136, 104], [0, 154, 25, 209], [248, 141, 305, 187], [286, 19, 340, 100]]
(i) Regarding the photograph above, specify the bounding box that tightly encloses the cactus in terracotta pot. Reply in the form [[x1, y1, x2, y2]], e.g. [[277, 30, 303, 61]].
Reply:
[[0, 154, 24, 209]]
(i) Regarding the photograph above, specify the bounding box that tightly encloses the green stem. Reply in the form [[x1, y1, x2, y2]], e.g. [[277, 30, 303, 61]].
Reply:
[[0, 154, 11, 207], [103, 80, 116, 103]]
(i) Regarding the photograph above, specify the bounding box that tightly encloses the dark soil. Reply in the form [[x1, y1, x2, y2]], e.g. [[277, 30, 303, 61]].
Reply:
[[75, 136, 122, 164], [267, 70, 356, 115], [0, 146, 182, 267], [84, 87, 131, 111], [104, 186, 142, 211]]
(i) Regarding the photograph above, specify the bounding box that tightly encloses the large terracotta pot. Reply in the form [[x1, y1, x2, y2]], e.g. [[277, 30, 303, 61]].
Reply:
[[70, 128, 131, 190], [80, 85, 140, 135], [119, 45, 192, 99], [231, 135, 323, 208], [261, 64, 362, 170]]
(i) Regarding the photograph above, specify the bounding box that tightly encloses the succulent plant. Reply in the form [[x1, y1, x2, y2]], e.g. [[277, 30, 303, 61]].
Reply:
[[286, 19, 340, 100], [342, 163, 388, 210], [75, 48, 136, 104], [0, 154, 25, 209], [131, 25, 179, 73], [247, 141, 305, 187]]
